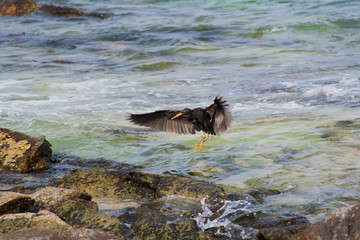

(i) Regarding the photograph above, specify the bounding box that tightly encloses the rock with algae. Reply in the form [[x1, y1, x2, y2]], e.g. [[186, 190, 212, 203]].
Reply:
[[0, 0, 36, 16], [0, 128, 52, 173], [0, 192, 34, 216]]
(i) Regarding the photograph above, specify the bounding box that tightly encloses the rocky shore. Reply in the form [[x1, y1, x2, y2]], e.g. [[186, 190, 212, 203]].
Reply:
[[0, 128, 360, 239], [0, 0, 104, 18]]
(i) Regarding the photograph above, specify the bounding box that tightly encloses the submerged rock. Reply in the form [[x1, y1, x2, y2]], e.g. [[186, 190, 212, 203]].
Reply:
[[38, 4, 104, 18], [0, 0, 36, 16], [291, 204, 360, 240], [255, 214, 310, 240], [0, 128, 52, 173]]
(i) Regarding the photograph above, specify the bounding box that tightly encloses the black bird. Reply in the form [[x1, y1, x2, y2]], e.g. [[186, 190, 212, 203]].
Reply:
[[129, 94, 232, 153]]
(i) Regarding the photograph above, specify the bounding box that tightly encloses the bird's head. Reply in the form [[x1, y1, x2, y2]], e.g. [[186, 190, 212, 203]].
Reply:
[[171, 108, 190, 120]]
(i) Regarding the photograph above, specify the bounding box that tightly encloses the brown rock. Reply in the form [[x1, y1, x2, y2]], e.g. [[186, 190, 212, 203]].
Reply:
[[67, 210, 131, 238], [0, 0, 37, 16], [290, 204, 360, 240], [256, 215, 310, 240], [0, 227, 123, 240], [155, 175, 227, 211], [132, 199, 214, 240], [31, 187, 131, 238], [38, 4, 86, 17], [31, 187, 98, 221], [0, 192, 34, 215], [58, 228, 123, 240], [0, 128, 52, 172], [55, 167, 228, 211], [0, 228, 61, 240], [54, 167, 156, 199], [0, 210, 70, 233], [38, 4, 104, 18]]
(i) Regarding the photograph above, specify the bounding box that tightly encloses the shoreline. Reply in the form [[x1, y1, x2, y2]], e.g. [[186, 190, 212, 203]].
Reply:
[[1, 128, 360, 239]]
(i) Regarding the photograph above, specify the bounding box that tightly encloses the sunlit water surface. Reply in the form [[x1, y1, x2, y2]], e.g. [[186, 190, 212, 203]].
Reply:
[[1, 0, 360, 223]]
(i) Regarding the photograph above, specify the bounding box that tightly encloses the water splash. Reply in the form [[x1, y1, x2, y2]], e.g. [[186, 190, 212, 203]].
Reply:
[[194, 196, 256, 239]]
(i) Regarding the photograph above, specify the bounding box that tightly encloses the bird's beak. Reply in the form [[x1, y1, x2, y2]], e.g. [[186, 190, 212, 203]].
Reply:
[[171, 112, 184, 120]]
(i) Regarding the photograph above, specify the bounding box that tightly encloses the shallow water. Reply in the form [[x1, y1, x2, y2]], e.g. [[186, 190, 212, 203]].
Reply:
[[1, 0, 360, 224]]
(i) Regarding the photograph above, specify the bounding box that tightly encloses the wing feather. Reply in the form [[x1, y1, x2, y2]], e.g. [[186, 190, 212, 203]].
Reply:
[[205, 94, 232, 136], [129, 110, 196, 135]]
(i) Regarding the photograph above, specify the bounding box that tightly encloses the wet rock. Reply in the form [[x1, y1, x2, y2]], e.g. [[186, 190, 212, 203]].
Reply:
[[334, 119, 360, 129], [38, 4, 104, 18], [0, 186, 25, 193], [239, 212, 310, 240], [227, 192, 259, 204], [54, 167, 227, 211], [0, 228, 58, 240], [0, 0, 37, 16], [54, 167, 156, 199], [31, 187, 131, 237], [67, 210, 131, 238], [155, 176, 227, 212], [0, 192, 34, 215], [0, 210, 70, 233], [31, 187, 98, 221], [290, 204, 360, 240], [0, 128, 52, 173], [256, 216, 310, 240], [54, 154, 138, 174], [247, 189, 281, 204], [132, 199, 214, 240], [0, 227, 123, 240]]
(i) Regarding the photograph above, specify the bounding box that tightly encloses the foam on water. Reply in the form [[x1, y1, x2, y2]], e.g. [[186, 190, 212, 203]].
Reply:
[[194, 196, 256, 238]]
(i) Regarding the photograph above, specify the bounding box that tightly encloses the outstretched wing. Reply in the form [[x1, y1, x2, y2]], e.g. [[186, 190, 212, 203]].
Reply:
[[205, 94, 232, 136], [129, 110, 196, 134]]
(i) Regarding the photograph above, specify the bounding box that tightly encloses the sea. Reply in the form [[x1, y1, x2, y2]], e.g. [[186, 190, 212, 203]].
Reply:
[[1, 0, 360, 226]]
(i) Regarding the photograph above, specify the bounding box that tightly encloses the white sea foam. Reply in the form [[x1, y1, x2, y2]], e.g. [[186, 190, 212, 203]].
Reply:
[[194, 196, 255, 238], [302, 85, 341, 100]]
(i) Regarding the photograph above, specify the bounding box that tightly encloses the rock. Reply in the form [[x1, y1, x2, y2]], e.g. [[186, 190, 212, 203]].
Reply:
[[132, 199, 214, 240], [54, 155, 138, 174], [256, 215, 310, 240], [38, 4, 104, 18], [31, 187, 131, 238], [290, 204, 360, 240], [0, 0, 37, 16], [0, 210, 70, 233], [0, 227, 123, 240], [155, 175, 227, 212], [0, 186, 25, 193], [67, 210, 131, 238], [54, 167, 157, 199], [31, 187, 98, 221], [57, 228, 124, 240], [0, 192, 34, 215], [0, 228, 59, 240], [0, 128, 52, 173], [54, 167, 227, 210], [247, 189, 281, 204]]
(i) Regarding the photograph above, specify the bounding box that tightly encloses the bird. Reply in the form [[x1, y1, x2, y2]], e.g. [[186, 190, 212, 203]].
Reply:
[[129, 94, 232, 153]]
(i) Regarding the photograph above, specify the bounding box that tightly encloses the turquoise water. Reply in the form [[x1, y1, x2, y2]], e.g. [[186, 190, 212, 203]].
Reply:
[[1, 0, 360, 223]]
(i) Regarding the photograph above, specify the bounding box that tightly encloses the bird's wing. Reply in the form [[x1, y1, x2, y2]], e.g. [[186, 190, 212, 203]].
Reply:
[[205, 94, 232, 136], [129, 110, 196, 134]]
